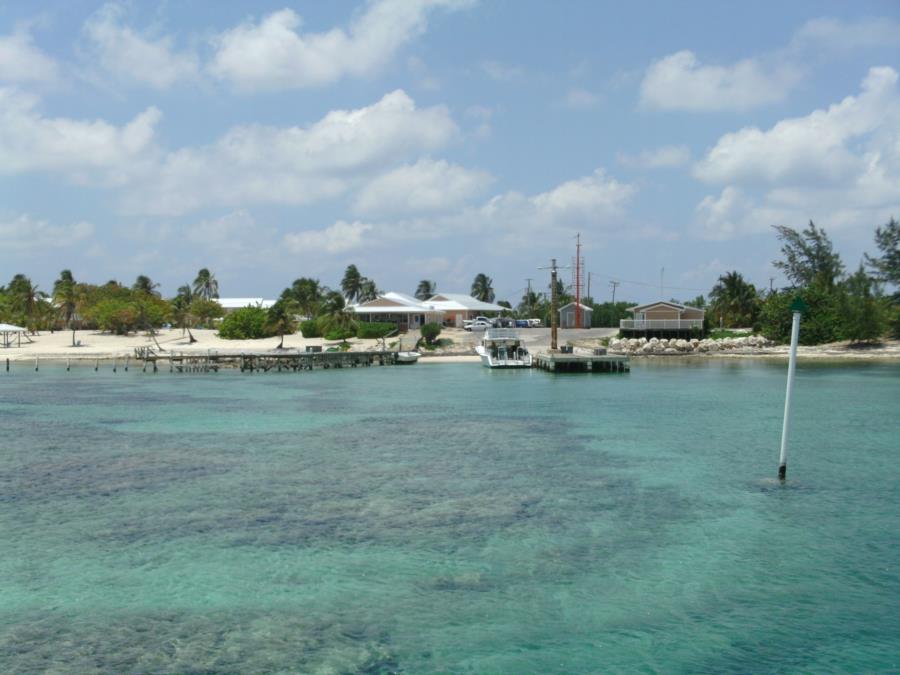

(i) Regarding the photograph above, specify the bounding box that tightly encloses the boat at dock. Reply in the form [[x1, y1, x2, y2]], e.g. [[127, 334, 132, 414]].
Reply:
[[395, 351, 421, 364], [475, 329, 533, 368]]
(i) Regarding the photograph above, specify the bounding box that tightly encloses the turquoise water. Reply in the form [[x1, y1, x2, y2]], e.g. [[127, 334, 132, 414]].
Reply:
[[1, 360, 898, 673]]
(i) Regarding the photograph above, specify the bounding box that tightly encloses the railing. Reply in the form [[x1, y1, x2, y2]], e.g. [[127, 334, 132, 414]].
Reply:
[[619, 319, 704, 330], [485, 328, 521, 340]]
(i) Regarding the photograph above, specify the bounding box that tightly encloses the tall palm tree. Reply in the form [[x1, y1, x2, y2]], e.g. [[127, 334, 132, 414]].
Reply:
[[53, 270, 81, 346], [470, 273, 495, 303], [193, 268, 219, 300], [415, 280, 436, 301], [267, 298, 299, 349], [358, 278, 378, 303], [319, 291, 356, 342], [7, 274, 42, 331], [132, 275, 160, 297], [709, 271, 759, 327], [341, 264, 363, 303], [286, 277, 323, 318]]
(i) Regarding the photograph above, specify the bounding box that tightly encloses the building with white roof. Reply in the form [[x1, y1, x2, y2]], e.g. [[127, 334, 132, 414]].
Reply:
[[426, 293, 506, 328], [350, 292, 444, 332]]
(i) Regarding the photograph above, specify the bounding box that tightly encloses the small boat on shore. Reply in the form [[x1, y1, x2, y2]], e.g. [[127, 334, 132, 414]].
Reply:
[[475, 329, 532, 368], [396, 351, 421, 364]]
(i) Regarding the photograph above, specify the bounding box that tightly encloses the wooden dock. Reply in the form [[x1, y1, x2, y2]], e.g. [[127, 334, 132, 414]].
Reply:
[[533, 351, 629, 373], [134, 348, 409, 373]]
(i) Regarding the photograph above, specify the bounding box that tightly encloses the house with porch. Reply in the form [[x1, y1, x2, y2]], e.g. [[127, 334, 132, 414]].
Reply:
[[425, 294, 506, 327], [350, 292, 444, 332], [620, 301, 706, 337]]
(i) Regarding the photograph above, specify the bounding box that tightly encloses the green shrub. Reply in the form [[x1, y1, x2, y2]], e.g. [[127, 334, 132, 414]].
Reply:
[[420, 322, 442, 345], [356, 321, 395, 339], [299, 318, 321, 338], [759, 287, 841, 345], [890, 306, 900, 339], [218, 307, 274, 340], [324, 327, 355, 341]]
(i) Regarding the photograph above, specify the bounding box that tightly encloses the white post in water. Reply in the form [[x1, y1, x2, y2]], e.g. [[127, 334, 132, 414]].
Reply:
[[779, 297, 807, 480]]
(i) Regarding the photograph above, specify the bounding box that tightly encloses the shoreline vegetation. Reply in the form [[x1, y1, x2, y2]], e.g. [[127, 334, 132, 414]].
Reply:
[[1, 220, 898, 355]]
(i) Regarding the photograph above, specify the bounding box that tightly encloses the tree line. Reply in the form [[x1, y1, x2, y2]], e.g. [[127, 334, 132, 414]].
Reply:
[[2, 220, 896, 345]]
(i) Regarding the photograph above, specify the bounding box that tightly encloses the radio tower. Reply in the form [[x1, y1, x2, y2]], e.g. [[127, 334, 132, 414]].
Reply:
[[573, 233, 583, 328]]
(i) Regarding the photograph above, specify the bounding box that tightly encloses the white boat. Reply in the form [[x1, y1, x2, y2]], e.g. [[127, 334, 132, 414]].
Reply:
[[396, 351, 421, 364], [475, 328, 533, 368]]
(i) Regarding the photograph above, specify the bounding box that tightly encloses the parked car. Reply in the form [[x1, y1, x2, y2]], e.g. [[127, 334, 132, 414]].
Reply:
[[527, 318, 542, 327], [515, 319, 530, 328], [464, 320, 492, 331]]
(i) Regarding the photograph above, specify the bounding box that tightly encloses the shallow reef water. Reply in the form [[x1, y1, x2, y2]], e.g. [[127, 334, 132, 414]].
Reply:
[[1, 361, 898, 673]]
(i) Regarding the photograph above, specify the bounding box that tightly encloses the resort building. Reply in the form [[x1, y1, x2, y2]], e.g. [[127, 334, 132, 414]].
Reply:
[[350, 292, 444, 332], [559, 302, 593, 328], [619, 301, 706, 337], [218, 298, 277, 314], [425, 294, 506, 327]]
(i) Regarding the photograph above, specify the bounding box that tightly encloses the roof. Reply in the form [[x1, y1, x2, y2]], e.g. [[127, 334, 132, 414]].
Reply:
[[350, 292, 443, 315], [218, 297, 276, 309], [0, 323, 26, 332], [559, 302, 593, 311], [627, 300, 705, 315], [427, 293, 505, 312]]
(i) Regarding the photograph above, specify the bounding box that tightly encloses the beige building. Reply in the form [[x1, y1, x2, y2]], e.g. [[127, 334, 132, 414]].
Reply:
[[620, 301, 705, 335]]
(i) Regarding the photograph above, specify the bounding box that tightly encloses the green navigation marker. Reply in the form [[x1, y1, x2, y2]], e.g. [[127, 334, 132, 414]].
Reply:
[[790, 296, 809, 314]]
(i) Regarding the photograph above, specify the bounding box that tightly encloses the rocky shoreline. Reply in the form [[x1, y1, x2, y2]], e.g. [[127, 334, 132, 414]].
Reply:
[[606, 335, 774, 356]]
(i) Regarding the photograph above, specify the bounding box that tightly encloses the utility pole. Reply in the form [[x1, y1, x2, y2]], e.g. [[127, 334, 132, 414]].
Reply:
[[659, 267, 665, 298], [587, 272, 592, 304], [609, 280, 619, 328], [539, 258, 571, 350], [525, 278, 533, 316], [769, 277, 775, 294]]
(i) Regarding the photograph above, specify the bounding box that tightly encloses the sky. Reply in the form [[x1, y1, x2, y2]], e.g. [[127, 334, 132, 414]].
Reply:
[[1, 0, 899, 305]]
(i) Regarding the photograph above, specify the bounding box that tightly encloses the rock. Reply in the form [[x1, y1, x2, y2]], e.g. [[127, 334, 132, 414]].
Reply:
[[664, 347, 679, 354]]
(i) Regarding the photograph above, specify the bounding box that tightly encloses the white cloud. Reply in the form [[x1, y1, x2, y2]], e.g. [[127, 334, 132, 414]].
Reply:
[[694, 67, 900, 239], [562, 88, 600, 109], [694, 67, 898, 185], [618, 145, 691, 169], [353, 159, 492, 216], [640, 50, 802, 111], [82, 3, 199, 89], [364, 168, 638, 249], [121, 89, 458, 215], [0, 214, 94, 250], [792, 17, 900, 52], [210, 1, 473, 91], [0, 28, 59, 83], [284, 220, 374, 254], [0, 87, 161, 175]]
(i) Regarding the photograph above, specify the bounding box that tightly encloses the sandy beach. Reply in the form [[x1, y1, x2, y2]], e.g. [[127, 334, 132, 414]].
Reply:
[[3, 327, 898, 363]]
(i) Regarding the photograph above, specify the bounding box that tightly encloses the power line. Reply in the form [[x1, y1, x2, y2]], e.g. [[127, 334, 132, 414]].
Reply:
[[588, 271, 708, 294]]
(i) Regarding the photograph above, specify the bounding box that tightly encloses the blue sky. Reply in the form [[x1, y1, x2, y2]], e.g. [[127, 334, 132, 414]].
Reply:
[[1, 0, 898, 304]]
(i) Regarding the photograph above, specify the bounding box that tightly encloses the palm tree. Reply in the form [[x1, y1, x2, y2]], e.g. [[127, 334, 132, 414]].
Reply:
[[132, 275, 160, 297], [358, 278, 378, 303], [471, 273, 495, 303], [267, 298, 299, 349], [52, 270, 81, 346], [7, 274, 42, 332], [709, 271, 760, 328], [341, 264, 363, 303], [415, 280, 436, 301], [319, 291, 357, 343], [193, 268, 219, 300], [286, 277, 323, 318]]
